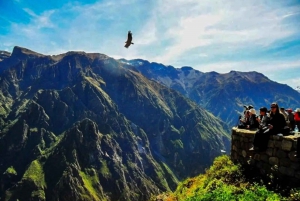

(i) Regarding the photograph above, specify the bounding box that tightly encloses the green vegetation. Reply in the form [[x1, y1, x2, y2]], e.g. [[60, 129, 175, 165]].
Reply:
[[100, 160, 111, 179], [4, 166, 17, 175], [30, 127, 38, 132], [21, 160, 46, 200], [170, 139, 184, 149], [170, 125, 180, 135], [0, 105, 7, 115], [160, 162, 179, 184], [79, 169, 104, 201], [152, 155, 292, 201], [22, 160, 45, 187]]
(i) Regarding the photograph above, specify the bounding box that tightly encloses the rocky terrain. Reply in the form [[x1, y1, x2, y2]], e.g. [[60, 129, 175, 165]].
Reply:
[[120, 59, 300, 127], [0, 46, 230, 201]]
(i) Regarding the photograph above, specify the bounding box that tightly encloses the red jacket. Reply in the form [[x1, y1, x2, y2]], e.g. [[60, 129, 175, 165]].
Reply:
[[295, 112, 300, 121]]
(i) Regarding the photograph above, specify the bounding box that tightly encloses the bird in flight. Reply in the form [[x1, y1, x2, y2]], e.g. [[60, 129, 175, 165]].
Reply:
[[124, 31, 134, 48]]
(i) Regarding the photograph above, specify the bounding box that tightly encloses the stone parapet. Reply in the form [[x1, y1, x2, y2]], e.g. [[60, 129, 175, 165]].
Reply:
[[231, 127, 300, 185]]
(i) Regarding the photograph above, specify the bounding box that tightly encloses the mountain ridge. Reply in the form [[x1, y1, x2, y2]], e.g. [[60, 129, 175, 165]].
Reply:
[[120, 58, 300, 127], [0, 46, 230, 201]]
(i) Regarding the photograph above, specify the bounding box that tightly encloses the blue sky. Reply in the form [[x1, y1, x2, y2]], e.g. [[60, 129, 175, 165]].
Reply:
[[0, 0, 300, 88]]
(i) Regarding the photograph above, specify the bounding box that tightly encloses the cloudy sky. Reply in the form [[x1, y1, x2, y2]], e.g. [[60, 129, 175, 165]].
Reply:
[[0, 0, 299, 88]]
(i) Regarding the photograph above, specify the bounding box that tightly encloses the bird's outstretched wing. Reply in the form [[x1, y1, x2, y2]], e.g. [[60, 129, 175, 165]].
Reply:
[[124, 42, 130, 48], [124, 31, 133, 48], [128, 32, 132, 41]]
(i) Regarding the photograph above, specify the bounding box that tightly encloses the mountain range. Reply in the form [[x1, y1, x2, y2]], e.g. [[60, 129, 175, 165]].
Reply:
[[0, 46, 230, 201], [119, 59, 300, 127], [296, 86, 300, 93]]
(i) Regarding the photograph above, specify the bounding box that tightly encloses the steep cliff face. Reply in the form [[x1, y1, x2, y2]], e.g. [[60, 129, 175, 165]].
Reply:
[[121, 59, 300, 127], [0, 46, 229, 200]]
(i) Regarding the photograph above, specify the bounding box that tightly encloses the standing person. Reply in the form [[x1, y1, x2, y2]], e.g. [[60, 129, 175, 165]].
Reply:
[[286, 108, 295, 130], [295, 108, 300, 129], [249, 107, 270, 151], [249, 103, 286, 151], [280, 107, 289, 121], [295, 108, 300, 158]]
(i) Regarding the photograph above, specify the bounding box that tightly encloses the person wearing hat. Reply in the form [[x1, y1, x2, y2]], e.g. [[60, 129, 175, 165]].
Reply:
[[250, 103, 286, 151], [250, 107, 270, 151], [257, 107, 269, 128], [247, 108, 259, 129], [238, 109, 250, 129]]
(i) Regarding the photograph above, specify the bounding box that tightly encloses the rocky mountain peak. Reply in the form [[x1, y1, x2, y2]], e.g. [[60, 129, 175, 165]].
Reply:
[[66, 118, 101, 146], [227, 70, 269, 81], [11, 46, 45, 58], [123, 59, 300, 128], [181, 66, 194, 71]]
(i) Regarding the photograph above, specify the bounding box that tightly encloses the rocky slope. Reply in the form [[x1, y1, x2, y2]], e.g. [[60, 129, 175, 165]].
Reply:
[[120, 59, 300, 127], [0, 46, 230, 201], [0, 51, 10, 62]]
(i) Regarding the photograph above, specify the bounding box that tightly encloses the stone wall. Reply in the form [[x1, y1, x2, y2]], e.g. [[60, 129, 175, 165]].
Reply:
[[231, 127, 300, 186]]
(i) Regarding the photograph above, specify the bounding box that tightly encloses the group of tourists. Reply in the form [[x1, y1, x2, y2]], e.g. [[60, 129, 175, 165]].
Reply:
[[237, 102, 300, 152]]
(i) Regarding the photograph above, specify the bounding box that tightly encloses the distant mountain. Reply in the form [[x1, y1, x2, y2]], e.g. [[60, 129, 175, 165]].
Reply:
[[0, 46, 230, 201], [120, 59, 300, 127], [0, 51, 10, 61]]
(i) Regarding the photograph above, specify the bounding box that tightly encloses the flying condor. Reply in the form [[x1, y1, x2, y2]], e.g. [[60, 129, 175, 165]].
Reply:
[[124, 31, 134, 48]]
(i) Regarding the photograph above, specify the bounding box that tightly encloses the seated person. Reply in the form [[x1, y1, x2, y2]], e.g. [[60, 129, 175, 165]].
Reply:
[[247, 108, 259, 129], [238, 110, 250, 129], [250, 103, 286, 151], [257, 107, 270, 130]]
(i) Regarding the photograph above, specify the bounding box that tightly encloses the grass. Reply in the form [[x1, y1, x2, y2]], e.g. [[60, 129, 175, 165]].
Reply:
[[170, 139, 184, 149], [151, 155, 285, 201], [79, 169, 105, 201], [5, 166, 17, 175], [100, 160, 111, 179], [21, 160, 46, 200], [22, 160, 45, 187]]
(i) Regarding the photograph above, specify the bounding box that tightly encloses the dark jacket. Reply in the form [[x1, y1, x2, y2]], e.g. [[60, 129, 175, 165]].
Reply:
[[258, 114, 270, 130], [269, 112, 286, 133], [249, 114, 259, 129]]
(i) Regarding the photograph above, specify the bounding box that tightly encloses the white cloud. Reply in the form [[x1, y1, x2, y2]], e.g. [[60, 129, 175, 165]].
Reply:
[[22, 8, 55, 29], [193, 59, 300, 73], [199, 54, 208, 57], [135, 20, 157, 45], [143, 0, 300, 64]]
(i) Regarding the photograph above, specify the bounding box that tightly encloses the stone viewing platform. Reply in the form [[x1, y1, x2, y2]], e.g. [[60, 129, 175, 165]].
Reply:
[[231, 127, 300, 185]]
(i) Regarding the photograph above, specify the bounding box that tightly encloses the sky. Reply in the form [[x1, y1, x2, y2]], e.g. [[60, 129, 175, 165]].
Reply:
[[0, 0, 300, 88]]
